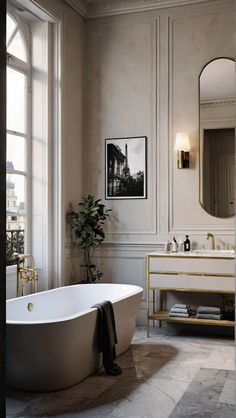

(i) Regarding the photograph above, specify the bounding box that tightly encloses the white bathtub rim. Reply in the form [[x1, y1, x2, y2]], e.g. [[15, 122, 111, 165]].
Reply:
[[7, 283, 143, 325]]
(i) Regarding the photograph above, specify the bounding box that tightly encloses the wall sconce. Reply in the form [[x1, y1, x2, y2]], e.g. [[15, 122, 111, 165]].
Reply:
[[175, 132, 190, 168]]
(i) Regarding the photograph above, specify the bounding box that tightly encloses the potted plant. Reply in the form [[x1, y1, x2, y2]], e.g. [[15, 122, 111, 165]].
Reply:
[[69, 195, 111, 283]]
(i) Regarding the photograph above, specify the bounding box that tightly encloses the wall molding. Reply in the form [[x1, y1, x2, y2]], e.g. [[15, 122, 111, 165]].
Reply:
[[201, 98, 235, 108], [64, 0, 221, 18], [168, 14, 174, 233], [63, 0, 88, 17], [86, 17, 159, 237], [168, 7, 235, 234], [200, 118, 235, 129], [65, 241, 164, 258], [170, 226, 235, 234]]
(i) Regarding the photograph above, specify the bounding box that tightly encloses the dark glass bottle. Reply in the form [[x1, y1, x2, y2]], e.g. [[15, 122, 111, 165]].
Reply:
[[184, 235, 191, 251]]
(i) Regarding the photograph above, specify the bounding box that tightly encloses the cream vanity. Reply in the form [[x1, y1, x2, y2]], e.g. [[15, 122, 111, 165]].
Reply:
[[146, 250, 235, 336]]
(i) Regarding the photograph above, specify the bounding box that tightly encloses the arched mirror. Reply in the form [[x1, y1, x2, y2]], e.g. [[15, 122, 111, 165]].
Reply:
[[199, 58, 235, 218]]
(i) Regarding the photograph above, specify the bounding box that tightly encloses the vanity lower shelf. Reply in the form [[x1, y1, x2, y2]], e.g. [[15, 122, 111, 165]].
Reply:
[[149, 310, 235, 327]]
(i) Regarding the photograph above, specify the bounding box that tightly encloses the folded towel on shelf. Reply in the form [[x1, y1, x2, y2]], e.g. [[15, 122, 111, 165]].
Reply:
[[196, 313, 222, 320], [169, 312, 190, 318], [170, 307, 189, 314], [172, 304, 190, 309], [197, 306, 221, 314]]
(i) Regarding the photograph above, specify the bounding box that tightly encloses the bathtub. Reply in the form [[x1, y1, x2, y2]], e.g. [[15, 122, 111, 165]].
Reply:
[[6, 283, 143, 391]]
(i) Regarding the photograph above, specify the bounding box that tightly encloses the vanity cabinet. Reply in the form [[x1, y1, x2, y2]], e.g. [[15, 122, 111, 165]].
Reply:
[[146, 251, 235, 336]]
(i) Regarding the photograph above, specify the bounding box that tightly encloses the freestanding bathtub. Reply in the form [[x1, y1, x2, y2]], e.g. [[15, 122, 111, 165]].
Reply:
[[6, 283, 143, 391]]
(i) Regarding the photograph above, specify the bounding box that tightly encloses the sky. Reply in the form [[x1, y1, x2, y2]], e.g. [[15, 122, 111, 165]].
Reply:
[[107, 137, 146, 176]]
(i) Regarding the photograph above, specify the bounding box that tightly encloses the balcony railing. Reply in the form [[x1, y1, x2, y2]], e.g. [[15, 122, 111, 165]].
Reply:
[[6, 229, 25, 266]]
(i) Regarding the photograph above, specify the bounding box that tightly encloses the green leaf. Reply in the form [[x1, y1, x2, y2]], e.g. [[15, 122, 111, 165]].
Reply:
[[68, 195, 112, 281]]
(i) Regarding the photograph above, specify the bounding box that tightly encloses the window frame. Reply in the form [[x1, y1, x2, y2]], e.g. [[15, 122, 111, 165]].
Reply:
[[6, 9, 31, 269], [6, 3, 61, 295]]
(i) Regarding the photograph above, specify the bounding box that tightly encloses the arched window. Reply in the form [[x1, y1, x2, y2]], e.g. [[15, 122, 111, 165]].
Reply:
[[6, 4, 60, 295], [7, 14, 27, 62], [6, 11, 30, 265]]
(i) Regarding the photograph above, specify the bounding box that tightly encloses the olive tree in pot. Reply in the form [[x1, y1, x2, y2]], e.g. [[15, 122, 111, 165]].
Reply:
[[69, 195, 111, 283]]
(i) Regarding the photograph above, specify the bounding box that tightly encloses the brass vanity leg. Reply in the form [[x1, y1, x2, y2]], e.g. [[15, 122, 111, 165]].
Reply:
[[146, 255, 150, 338], [153, 289, 156, 327], [159, 289, 163, 327]]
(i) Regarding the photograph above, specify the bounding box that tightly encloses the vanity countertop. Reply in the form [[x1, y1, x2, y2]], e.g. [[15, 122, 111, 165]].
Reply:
[[147, 250, 235, 258]]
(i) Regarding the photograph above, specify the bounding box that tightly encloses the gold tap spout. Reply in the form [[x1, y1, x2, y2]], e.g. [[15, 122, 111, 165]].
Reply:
[[206, 233, 215, 250], [11, 253, 38, 297], [12, 253, 35, 261]]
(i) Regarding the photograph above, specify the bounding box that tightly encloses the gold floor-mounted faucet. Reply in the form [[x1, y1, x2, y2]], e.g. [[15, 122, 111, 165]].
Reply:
[[11, 253, 38, 297], [206, 232, 215, 250]]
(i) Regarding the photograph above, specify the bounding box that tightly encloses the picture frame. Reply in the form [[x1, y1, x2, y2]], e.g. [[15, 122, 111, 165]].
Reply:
[[105, 136, 147, 199]]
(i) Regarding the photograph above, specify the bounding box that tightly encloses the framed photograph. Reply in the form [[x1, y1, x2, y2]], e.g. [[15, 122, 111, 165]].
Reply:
[[105, 136, 147, 199]]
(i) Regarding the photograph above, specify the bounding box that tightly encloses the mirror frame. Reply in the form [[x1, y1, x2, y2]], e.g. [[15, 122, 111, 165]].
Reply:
[[199, 57, 235, 218]]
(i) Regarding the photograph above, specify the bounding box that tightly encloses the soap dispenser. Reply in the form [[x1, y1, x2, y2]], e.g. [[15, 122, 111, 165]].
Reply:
[[171, 237, 178, 252], [178, 239, 184, 252], [164, 240, 171, 252], [184, 235, 191, 251]]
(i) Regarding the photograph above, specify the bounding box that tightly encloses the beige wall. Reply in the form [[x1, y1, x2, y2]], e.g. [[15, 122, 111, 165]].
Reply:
[[83, 0, 235, 323], [8, 0, 234, 323]]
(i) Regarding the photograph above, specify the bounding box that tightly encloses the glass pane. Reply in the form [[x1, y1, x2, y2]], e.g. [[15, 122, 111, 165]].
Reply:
[[6, 173, 26, 216], [6, 172, 26, 266], [8, 29, 27, 62], [6, 227, 25, 265], [7, 14, 17, 45], [7, 134, 26, 172], [7, 67, 26, 133]]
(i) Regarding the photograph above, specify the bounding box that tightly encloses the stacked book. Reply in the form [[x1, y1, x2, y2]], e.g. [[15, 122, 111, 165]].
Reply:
[[196, 306, 222, 320], [169, 304, 191, 318]]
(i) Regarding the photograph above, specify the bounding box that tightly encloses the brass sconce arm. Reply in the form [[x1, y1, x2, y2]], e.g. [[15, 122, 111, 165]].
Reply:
[[175, 132, 191, 169]]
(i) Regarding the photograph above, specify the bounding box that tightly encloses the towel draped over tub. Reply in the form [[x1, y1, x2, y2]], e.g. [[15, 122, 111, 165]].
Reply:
[[92, 300, 122, 376]]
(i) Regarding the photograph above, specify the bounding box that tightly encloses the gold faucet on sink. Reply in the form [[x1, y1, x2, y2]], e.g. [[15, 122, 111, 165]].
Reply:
[[206, 233, 215, 250], [11, 253, 38, 297]]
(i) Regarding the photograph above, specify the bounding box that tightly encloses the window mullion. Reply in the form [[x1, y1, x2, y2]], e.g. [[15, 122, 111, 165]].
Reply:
[[6, 26, 18, 49], [7, 129, 26, 138], [6, 169, 27, 177], [7, 54, 30, 75]]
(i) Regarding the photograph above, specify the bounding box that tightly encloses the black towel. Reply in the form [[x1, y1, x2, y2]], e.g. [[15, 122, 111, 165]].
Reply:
[[92, 300, 122, 376]]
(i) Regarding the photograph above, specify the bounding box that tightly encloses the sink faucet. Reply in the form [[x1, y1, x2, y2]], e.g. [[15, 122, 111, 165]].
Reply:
[[206, 233, 215, 250]]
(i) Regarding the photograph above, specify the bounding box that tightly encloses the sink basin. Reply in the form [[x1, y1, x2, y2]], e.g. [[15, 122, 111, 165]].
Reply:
[[193, 249, 235, 257]]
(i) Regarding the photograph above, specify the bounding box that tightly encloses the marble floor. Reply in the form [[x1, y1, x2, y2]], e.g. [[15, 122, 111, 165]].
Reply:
[[6, 326, 235, 418]]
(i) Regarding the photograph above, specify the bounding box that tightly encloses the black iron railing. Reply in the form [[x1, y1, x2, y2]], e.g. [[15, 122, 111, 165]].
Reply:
[[6, 229, 24, 266]]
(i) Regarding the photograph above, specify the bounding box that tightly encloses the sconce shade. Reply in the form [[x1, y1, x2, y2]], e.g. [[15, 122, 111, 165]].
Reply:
[[175, 132, 190, 151], [175, 133, 190, 169]]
